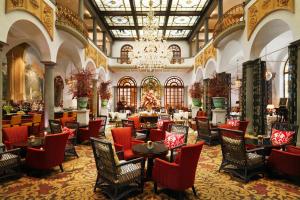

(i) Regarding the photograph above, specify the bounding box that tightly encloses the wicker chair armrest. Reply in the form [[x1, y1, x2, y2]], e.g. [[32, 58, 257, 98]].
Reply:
[[246, 147, 265, 153], [117, 157, 145, 167], [0, 148, 21, 155]]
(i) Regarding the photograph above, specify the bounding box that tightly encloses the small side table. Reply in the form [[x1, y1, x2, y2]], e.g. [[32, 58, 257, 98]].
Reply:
[[132, 142, 168, 180]]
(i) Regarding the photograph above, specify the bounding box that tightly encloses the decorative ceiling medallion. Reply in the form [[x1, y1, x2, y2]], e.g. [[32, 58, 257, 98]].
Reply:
[[141, 0, 160, 8], [102, 0, 122, 8], [178, 0, 198, 7], [111, 16, 129, 24], [30, 0, 39, 9], [174, 16, 190, 24]]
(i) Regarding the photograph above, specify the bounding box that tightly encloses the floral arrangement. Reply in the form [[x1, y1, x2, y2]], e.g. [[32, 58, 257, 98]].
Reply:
[[68, 70, 93, 98], [208, 74, 229, 98], [189, 82, 203, 99], [99, 80, 112, 100], [141, 89, 160, 110]]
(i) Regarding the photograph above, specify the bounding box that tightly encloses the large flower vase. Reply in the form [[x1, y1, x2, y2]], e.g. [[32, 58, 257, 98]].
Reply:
[[192, 98, 202, 107], [212, 97, 226, 109], [101, 99, 108, 107], [77, 97, 88, 110]]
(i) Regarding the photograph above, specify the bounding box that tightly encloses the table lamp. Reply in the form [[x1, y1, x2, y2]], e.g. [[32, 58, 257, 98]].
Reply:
[[267, 104, 275, 116]]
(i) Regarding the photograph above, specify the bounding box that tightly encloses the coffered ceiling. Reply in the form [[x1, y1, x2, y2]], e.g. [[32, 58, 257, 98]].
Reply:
[[89, 0, 211, 40]]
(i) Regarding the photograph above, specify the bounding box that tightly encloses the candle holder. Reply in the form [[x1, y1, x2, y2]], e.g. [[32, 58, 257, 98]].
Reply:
[[147, 141, 153, 149]]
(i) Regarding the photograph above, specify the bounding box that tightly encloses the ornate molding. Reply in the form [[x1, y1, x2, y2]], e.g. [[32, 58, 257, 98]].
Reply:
[[5, 0, 54, 40], [85, 44, 108, 71], [247, 0, 294, 40], [195, 43, 217, 69]]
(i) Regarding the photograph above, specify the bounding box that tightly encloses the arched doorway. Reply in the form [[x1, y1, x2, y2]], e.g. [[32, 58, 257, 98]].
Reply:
[[117, 76, 137, 111]]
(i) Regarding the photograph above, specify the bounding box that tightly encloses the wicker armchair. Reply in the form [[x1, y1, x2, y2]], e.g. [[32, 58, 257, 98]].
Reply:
[[98, 115, 107, 137], [0, 144, 22, 181], [90, 137, 145, 200], [219, 128, 265, 182], [64, 121, 80, 158], [122, 119, 147, 140], [167, 124, 189, 162], [195, 117, 219, 145], [49, 119, 62, 134]]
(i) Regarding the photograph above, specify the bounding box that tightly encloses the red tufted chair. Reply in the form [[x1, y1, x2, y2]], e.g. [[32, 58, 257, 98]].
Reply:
[[149, 120, 174, 142], [78, 120, 102, 143], [267, 145, 300, 180], [26, 133, 69, 172], [111, 127, 144, 160], [152, 141, 205, 196], [2, 126, 28, 150]]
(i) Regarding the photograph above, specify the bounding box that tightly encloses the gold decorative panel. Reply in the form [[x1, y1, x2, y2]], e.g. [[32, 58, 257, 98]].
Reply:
[[195, 43, 217, 69], [6, 0, 54, 40], [85, 44, 108, 71], [247, 0, 294, 40]]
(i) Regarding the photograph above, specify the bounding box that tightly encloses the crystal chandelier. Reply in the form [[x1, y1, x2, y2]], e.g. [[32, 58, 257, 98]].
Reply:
[[129, 0, 173, 72]]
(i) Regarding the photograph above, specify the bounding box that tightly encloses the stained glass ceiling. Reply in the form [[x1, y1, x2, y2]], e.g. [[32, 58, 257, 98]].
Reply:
[[92, 0, 210, 39]]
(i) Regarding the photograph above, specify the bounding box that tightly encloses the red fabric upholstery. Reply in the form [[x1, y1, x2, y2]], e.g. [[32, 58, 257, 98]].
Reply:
[[26, 133, 69, 170], [218, 120, 249, 135], [128, 116, 142, 129], [196, 111, 207, 118], [164, 132, 184, 149], [111, 127, 144, 160], [78, 120, 102, 142], [2, 126, 28, 150], [270, 128, 295, 145], [267, 145, 300, 179], [152, 141, 204, 191], [150, 120, 173, 142]]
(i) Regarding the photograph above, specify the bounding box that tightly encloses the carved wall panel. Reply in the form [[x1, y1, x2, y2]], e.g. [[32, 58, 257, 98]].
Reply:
[[6, 0, 54, 40], [85, 44, 108, 71], [195, 43, 217, 69], [247, 0, 294, 40]]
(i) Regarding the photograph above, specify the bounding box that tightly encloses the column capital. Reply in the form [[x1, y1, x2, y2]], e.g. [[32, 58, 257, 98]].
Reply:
[[41, 61, 56, 67]]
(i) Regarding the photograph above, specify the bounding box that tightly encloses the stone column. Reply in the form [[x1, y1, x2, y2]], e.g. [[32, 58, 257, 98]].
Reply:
[[137, 86, 141, 109], [0, 42, 7, 144], [92, 79, 98, 116], [102, 32, 107, 54], [195, 32, 199, 53], [218, 0, 223, 19], [246, 66, 254, 133], [93, 18, 97, 44], [78, 0, 84, 20], [204, 17, 209, 44], [43, 62, 56, 127]]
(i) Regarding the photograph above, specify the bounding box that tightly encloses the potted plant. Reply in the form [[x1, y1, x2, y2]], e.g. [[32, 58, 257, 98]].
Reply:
[[68, 70, 93, 109], [99, 80, 112, 107], [189, 82, 203, 107], [208, 74, 229, 109]]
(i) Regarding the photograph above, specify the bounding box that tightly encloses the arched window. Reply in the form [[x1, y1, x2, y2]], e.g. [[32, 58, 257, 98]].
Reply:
[[120, 45, 133, 64], [168, 44, 181, 64], [283, 58, 289, 98], [117, 76, 137, 108], [165, 76, 184, 109]]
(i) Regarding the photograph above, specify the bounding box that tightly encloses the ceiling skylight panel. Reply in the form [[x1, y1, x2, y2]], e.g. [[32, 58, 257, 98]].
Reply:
[[96, 0, 131, 11], [137, 16, 165, 26], [111, 30, 137, 38], [166, 30, 191, 38], [105, 16, 134, 26], [167, 16, 198, 26], [135, 0, 168, 11], [171, 0, 207, 11]]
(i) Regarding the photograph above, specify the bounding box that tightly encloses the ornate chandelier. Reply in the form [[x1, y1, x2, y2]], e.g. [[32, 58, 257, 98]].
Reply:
[[129, 0, 173, 72]]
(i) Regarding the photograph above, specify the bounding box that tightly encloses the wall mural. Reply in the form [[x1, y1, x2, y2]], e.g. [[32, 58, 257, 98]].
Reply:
[[141, 76, 161, 110], [247, 0, 294, 40], [5, 0, 54, 40], [195, 43, 217, 69]]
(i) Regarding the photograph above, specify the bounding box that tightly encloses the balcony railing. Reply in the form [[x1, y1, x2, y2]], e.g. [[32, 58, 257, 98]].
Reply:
[[213, 3, 245, 40], [116, 57, 185, 65], [56, 4, 89, 42]]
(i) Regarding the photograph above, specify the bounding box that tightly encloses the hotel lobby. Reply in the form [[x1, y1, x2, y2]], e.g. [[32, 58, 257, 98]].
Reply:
[[0, 0, 300, 199]]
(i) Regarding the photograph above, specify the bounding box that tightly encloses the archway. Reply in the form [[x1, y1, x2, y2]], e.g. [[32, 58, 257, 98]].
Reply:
[[203, 59, 217, 79]]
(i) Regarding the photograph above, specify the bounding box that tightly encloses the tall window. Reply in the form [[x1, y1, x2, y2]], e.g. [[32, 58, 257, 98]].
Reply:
[[117, 76, 137, 108], [165, 76, 184, 108], [283, 59, 289, 98], [168, 44, 181, 64], [120, 45, 133, 64]]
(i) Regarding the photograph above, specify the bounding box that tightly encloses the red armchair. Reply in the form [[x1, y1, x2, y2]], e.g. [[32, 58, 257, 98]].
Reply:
[[267, 145, 300, 180], [2, 126, 28, 150], [218, 120, 249, 135], [152, 141, 205, 196], [78, 120, 102, 143], [149, 120, 174, 142], [111, 127, 144, 160], [26, 133, 69, 172]]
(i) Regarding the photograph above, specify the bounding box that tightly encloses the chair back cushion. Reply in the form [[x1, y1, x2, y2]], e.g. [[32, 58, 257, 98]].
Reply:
[[196, 117, 210, 135], [164, 131, 185, 149], [128, 116, 141, 129], [88, 120, 102, 138], [270, 128, 295, 145], [98, 115, 107, 133], [3, 126, 28, 147], [44, 133, 69, 166], [122, 120, 135, 137], [170, 125, 189, 143], [111, 127, 132, 150]]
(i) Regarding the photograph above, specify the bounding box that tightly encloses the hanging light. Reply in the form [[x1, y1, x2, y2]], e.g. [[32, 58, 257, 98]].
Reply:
[[264, 47, 273, 81], [128, 0, 173, 72]]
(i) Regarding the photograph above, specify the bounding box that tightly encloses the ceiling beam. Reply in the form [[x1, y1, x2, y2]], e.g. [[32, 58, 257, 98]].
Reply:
[[87, 11, 200, 17], [188, 0, 217, 41], [163, 0, 173, 37], [114, 37, 187, 41], [100, 26, 193, 30], [86, 0, 114, 41], [129, 0, 140, 39]]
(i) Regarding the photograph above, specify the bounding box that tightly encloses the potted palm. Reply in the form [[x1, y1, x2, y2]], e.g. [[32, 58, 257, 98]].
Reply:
[[68, 70, 93, 109], [99, 80, 112, 107], [208, 74, 229, 109], [189, 82, 203, 107]]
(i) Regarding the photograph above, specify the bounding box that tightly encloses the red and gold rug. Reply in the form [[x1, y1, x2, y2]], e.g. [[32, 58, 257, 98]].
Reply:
[[1, 132, 300, 199]]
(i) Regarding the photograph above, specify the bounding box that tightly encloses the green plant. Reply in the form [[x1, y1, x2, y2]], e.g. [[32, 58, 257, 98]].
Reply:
[[99, 80, 112, 100]]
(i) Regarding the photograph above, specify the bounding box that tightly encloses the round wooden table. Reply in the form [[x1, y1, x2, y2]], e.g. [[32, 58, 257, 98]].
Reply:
[[132, 142, 168, 180]]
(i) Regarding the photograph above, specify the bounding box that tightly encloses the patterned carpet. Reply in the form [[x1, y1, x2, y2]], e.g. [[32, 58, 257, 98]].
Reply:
[[1, 130, 300, 200]]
